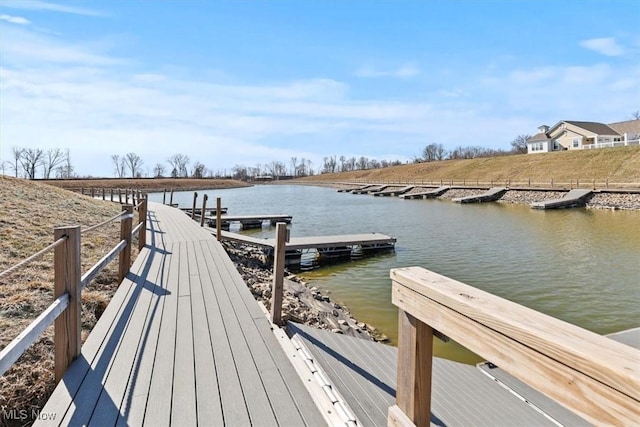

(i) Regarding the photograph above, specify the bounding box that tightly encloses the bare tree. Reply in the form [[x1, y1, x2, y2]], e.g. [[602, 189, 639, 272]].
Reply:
[[510, 135, 531, 154], [42, 148, 66, 179], [153, 163, 166, 177], [191, 161, 207, 178], [55, 149, 75, 178], [124, 152, 144, 178], [422, 143, 447, 162], [632, 110, 640, 120], [290, 157, 298, 176], [11, 146, 22, 177], [19, 148, 44, 179], [167, 153, 190, 178], [111, 154, 126, 178], [0, 161, 8, 175]]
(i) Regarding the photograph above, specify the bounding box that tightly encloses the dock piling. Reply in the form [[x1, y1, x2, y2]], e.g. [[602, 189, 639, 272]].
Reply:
[[270, 222, 288, 326]]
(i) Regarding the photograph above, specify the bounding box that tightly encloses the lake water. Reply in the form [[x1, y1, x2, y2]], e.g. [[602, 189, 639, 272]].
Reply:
[[149, 185, 640, 363]]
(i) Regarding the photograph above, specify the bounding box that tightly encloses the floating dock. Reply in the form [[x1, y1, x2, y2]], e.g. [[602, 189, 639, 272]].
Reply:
[[180, 206, 228, 215], [352, 185, 388, 195], [453, 187, 508, 203], [206, 214, 292, 229], [337, 184, 374, 193], [401, 186, 450, 199], [214, 230, 396, 251], [530, 189, 593, 209], [373, 185, 414, 197]]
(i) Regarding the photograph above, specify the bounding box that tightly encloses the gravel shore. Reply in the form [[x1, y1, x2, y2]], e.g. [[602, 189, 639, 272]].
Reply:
[[223, 241, 390, 343]]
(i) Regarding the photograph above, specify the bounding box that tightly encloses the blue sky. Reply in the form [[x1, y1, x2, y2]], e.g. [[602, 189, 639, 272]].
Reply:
[[1, 0, 639, 177]]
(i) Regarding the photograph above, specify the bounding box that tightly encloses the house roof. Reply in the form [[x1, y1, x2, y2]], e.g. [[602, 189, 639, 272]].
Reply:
[[561, 121, 620, 136], [527, 132, 550, 143], [608, 119, 640, 135]]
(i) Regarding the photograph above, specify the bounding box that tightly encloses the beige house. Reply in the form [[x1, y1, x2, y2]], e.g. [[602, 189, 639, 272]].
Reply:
[[526, 119, 640, 154]]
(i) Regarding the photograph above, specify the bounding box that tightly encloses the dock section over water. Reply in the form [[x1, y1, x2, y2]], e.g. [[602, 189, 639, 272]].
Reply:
[[452, 187, 508, 203], [373, 186, 414, 197], [352, 185, 388, 195], [207, 214, 293, 229], [401, 186, 450, 199], [530, 189, 593, 209]]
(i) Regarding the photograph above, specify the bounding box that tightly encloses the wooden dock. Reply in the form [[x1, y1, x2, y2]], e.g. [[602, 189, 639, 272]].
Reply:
[[373, 186, 414, 197], [530, 189, 593, 209], [36, 202, 325, 426], [179, 206, 228, 215], [452, 187, 508, 203], [352, 185, 388, 195], [206, 214, 293, 229], [213, 229, 396, 251], [400, 186, 450, 199]]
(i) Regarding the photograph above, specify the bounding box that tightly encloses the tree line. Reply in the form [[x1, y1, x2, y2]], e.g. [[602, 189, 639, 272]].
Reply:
[[2, 146, 75, 179]]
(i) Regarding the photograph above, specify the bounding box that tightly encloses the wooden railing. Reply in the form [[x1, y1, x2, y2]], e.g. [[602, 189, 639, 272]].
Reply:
[[347, 178, 640, 190], [77, 187, 145, 204], [0, 198, 147, 381], [388, 267, 640, 427]]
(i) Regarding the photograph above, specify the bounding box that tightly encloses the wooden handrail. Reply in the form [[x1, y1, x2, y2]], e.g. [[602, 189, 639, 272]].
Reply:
[[389, 266, 640, 427], [0, 199, 147, 383]]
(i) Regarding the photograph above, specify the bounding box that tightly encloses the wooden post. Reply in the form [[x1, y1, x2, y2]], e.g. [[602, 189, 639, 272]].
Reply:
[[118, 205, 133, 282], [216, 197, 222, 241], [118, 189, 122, 204], [110, 188, 113, 202], [102, 188, 105, 200], [200, 195, 208, 227], [390, 309, 433, 427], [53, 225, 81, 382], [169, 189, 174, 206], [192, 192, 198, 219], [270, 222, 288, 325], [163, 189, 167, 205], [91, 188, 95, 198], [138, 197, 147, 250]]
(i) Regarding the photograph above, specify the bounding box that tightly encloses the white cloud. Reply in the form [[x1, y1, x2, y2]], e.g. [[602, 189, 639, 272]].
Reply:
[[354, 63, 420, 78], [0, 14, 30, 25], [1, 0, 105, 16], [580, 37, 625, 56]]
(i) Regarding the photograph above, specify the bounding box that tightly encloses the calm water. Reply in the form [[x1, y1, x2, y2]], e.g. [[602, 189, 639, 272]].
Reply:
[[149, 185, 640, 363]]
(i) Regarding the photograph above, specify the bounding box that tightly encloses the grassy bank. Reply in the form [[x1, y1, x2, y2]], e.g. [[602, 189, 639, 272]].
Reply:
[[41, 177, 251, 192], [0, 177, 139, 425], [298, 146, 640, 186]]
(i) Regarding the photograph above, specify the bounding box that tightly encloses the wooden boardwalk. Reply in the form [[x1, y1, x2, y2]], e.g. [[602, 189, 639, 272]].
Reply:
[[37, 202, 325, 426]]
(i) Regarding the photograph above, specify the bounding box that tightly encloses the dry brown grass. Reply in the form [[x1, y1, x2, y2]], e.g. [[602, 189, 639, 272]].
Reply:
[[42, 177, 250, 192], [298, 146, 640, 186], [0, 176, 140, 426]]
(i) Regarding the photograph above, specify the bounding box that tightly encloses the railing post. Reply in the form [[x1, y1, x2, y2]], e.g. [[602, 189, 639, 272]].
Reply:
[[118, 205, 133, 282], [102, 188, 105, 200], [138, 197, 147, 250], [118, 189, 122, 204], [389, 309, 433, 427], [169, 189, 174, 206], [163, 189, 166, 205], [53, 225, 81, 383], [192, 192, 198, 219], [270, 222, 288, 325], [200, 194, 208, 227], [216, 197, 222, 241]]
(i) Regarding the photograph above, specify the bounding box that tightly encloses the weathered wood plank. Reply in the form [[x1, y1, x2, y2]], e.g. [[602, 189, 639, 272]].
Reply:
[[143, 241, 181, 427], [391, 268, 640, 425], [189, 240, 224, 425], [171, 241, 197, 426]]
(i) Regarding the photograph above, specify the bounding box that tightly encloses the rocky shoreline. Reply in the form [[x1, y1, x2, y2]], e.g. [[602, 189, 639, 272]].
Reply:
[[336, 184, 640, 210], [222, 241, 390, 343]]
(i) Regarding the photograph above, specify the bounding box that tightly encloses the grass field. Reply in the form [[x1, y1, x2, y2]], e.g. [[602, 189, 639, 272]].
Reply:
[[298, 146, 640, 186], [0, 177, 140, 424]]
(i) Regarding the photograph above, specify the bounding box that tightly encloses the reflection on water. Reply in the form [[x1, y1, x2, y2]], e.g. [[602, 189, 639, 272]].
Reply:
[[149, 185, 640, 364]]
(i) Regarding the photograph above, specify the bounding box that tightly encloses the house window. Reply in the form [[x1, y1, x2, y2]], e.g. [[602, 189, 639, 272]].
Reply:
[[572, 138, 580, 148], [553, 140, 559, 150]]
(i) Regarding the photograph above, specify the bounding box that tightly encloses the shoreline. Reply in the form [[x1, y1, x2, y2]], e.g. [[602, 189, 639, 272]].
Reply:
[[222, 241, 391, 343], [329, 183, 640, 211]]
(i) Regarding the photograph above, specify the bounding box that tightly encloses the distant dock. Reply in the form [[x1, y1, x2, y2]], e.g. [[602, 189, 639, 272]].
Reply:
[[531, 189, 593, 209], [206, 214, 293, 229], [452, 187, 508, 203]]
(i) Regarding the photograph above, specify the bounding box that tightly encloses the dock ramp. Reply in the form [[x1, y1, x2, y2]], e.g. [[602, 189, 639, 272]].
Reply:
[[352, 185, 388, 195], [401, 186, 450, 199], [373, 186, 414, 197], [287, 322, 573, 427], [452, 187, 507, 203], [530, 189, 593, 209]]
